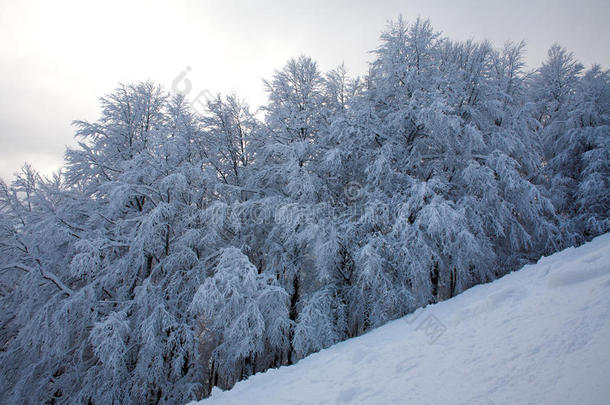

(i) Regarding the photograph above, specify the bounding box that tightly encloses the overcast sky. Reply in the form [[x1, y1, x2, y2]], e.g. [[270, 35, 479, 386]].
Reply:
[[1, 0, 609, 181]]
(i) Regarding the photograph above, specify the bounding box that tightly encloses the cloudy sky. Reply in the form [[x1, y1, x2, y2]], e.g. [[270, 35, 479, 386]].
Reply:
[[1, 0, 609, 181]]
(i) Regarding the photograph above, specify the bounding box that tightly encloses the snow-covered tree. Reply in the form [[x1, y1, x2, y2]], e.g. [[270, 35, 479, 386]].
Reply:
[[190, 247, 290, 389], [540, 64, 610, 238], [1, 17, 606, 404]]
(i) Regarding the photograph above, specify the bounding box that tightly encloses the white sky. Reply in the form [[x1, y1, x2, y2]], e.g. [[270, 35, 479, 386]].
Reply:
[[1, 0, 609, 181]]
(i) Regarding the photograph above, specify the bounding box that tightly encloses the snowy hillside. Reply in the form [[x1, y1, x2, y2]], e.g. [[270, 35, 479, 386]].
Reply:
[[193, 234, 610, 405]]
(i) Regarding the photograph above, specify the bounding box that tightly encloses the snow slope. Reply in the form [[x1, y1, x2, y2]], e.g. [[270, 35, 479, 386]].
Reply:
[[192, 234, 610, 405]]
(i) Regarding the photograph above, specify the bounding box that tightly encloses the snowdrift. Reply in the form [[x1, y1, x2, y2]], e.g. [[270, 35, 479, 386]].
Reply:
[[193, 233, 610, 405]]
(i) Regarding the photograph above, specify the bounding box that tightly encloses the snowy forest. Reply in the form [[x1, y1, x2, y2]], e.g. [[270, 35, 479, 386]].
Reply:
[[1, 17, 608, 404]]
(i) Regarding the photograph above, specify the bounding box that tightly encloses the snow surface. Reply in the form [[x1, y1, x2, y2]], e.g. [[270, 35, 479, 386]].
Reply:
[[192, 234, 610, 405]]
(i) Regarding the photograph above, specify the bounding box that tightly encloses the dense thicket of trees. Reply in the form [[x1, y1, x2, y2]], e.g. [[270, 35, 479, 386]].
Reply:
[[1, 17, 608, 404]]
